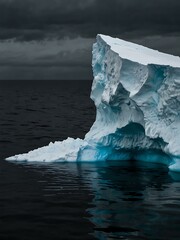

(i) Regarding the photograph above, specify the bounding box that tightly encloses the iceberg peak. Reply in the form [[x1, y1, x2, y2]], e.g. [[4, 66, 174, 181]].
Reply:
[[98, 34, 180, 68]]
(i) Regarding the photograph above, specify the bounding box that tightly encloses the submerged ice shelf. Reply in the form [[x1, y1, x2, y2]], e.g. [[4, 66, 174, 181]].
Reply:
[[6, 35, 180, 172]]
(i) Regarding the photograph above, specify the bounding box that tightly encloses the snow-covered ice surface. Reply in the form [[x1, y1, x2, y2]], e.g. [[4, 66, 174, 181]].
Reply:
[[6, 34, 180, 172]]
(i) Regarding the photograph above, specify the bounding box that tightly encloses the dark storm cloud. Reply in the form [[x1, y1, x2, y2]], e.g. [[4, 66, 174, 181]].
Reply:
[[0, 0, 95, 40], [0, 0, 180, 40], [0, 0, 180, 80]]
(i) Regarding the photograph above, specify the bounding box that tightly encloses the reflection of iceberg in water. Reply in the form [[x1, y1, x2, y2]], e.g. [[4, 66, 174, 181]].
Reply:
[[83, 162, 179, 239], [6, 35, 180, 172], [20, 162, 180, 240]]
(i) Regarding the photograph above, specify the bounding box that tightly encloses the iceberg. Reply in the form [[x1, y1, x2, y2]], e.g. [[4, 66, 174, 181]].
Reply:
[[6, 34, 180, 172]]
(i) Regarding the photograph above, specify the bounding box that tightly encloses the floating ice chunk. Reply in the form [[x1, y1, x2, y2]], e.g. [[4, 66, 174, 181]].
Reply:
[[6, 35, 180, 172]]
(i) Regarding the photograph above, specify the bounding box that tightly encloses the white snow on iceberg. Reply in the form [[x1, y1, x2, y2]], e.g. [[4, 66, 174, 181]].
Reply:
[[6, 34, 180, 172]]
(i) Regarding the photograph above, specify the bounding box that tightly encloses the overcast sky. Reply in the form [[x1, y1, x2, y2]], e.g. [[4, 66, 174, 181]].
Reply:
[[0, 0, 180, 80]]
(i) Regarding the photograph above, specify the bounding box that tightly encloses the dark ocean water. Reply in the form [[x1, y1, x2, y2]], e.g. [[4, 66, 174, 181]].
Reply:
[[0, 80, 180, 240]]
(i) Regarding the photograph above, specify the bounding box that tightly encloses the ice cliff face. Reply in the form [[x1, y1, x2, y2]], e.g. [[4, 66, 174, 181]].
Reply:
[[85, 35, 180, 171], [6, 35, 180, 172]]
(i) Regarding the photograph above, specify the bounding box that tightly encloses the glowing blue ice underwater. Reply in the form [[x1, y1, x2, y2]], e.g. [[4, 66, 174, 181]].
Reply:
[[6, 35, 180, 172]]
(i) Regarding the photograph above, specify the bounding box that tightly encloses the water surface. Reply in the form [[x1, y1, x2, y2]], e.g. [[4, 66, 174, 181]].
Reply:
[[0, 81, 180, 240]]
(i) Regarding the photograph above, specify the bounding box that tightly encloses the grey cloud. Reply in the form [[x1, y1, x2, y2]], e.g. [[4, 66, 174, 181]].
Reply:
[[0, 37, 94, 79]]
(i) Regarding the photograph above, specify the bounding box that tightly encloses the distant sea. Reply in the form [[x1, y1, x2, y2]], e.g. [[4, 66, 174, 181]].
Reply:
[[0, 80, 180, 240]]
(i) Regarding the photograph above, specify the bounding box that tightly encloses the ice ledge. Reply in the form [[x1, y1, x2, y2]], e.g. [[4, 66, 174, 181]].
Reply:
[[98, 34, 180, 68]]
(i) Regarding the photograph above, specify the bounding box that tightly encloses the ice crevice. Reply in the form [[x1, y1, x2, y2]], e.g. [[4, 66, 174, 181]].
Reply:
[[6, 34, 180, 172]]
